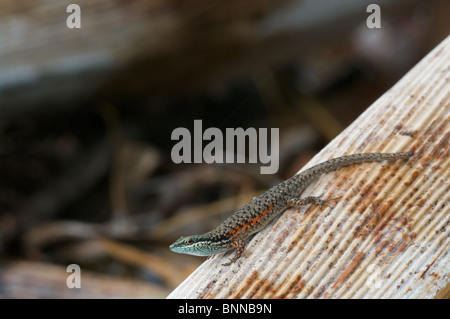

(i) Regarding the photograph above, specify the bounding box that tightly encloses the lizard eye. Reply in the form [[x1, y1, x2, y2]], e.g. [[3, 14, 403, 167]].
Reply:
[[185, 238, 194, 245]]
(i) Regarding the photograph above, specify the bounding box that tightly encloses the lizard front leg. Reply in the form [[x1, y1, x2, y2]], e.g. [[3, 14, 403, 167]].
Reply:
[[222, 239, 246, 266]]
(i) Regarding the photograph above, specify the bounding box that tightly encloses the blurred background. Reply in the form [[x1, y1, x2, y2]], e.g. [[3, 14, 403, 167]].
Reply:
[[0, 0, 448, 298]]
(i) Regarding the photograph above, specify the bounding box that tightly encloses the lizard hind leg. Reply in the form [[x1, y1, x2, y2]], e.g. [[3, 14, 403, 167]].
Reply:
[[286, 194, 341, 209]]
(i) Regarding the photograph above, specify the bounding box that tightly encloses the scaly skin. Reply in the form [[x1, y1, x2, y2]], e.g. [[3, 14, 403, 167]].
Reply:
[[169, 151, 413, 264]]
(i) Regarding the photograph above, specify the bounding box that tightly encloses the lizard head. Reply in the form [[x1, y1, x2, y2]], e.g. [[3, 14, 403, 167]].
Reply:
[[169, 234, 228, 256]]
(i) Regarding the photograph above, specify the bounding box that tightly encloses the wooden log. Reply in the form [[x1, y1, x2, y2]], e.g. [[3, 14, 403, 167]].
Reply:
[[168, 35, 450, 299]]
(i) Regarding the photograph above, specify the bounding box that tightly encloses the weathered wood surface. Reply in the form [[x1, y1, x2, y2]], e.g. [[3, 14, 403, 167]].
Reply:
[[168, 35, 450, 299]]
